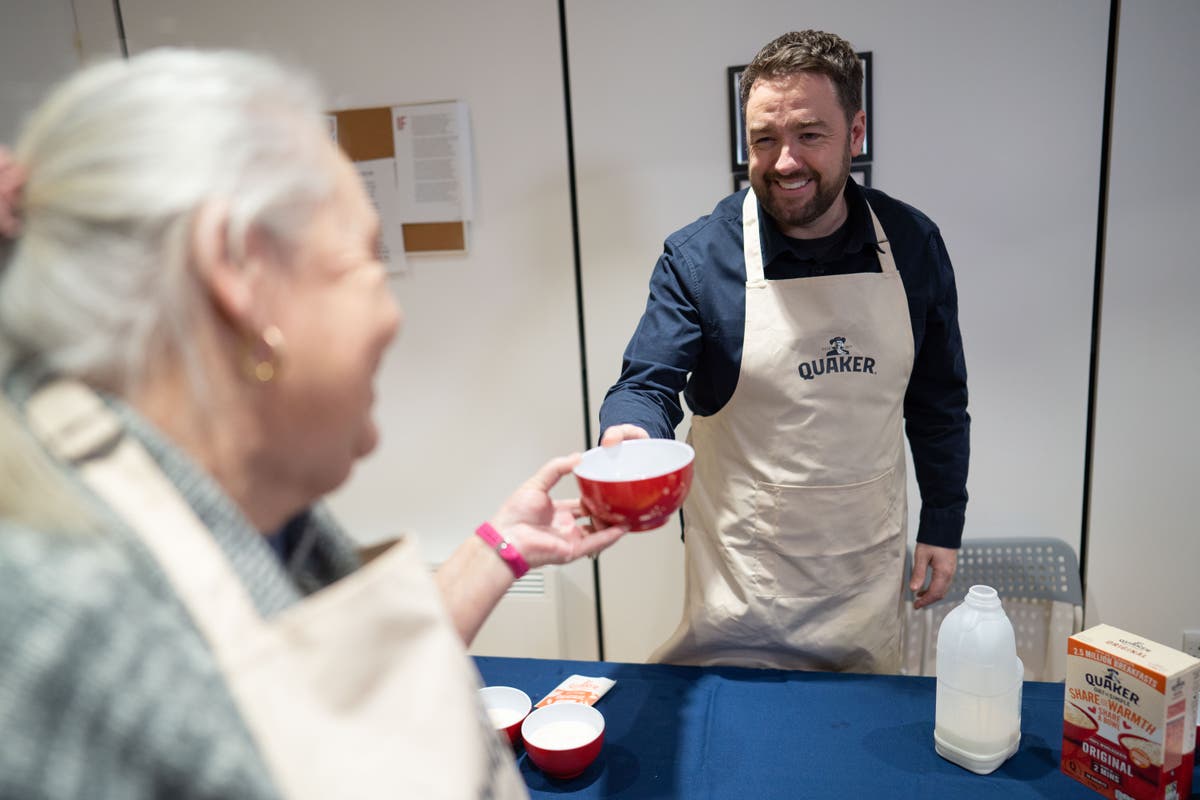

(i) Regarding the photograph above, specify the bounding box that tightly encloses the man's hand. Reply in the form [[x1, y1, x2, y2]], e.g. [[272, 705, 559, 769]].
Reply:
[[599, 424, 650, 447], [909, 543, 959, 610]]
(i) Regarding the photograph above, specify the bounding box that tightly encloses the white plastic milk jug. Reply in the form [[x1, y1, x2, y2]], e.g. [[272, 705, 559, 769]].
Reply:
[[934, 584, 1024, 774]]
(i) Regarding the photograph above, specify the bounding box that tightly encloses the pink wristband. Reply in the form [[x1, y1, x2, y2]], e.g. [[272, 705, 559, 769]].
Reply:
[[475, 522, 530, 579]]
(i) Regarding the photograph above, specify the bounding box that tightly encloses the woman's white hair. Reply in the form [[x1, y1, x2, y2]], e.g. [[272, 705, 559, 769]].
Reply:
[[0, 47, 332, 391], [0, 48, 332, 529]]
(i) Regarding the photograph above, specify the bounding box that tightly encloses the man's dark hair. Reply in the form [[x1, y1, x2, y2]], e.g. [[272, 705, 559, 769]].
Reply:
[[739, 30, 864, 124]]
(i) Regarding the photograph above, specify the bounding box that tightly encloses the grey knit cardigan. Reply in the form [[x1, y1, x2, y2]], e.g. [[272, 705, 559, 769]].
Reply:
[[0, 369, 362, 799]]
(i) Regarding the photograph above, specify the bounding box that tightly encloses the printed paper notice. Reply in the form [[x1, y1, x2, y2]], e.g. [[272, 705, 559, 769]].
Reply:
[[392, 101, 474, 223], [354, 158, 407, 273]]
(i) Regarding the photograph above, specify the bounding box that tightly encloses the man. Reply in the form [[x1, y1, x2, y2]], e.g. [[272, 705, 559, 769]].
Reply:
[[599, 30, 968, 673]]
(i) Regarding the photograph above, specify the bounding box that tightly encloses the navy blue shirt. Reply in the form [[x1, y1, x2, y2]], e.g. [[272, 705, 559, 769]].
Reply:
[[599, 179, 969, 548]]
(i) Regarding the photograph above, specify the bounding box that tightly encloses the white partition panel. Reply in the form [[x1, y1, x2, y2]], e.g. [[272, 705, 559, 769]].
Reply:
[[1086, 0, 1200, 648], [565, 0, 1109, 662], [117, 0, 599, 659], [0, 0, 90, 142]]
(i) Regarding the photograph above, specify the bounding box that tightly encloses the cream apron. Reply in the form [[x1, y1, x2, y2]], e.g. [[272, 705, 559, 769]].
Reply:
[[652, 191, 914, 674], [25, 380, 527, 800]]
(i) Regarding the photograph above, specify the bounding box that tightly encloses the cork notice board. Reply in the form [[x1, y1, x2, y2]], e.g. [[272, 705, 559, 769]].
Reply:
[[330, 103, 470, 254]]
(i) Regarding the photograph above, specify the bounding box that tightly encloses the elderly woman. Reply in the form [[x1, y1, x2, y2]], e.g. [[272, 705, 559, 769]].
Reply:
[[0, 49, 625, 799]]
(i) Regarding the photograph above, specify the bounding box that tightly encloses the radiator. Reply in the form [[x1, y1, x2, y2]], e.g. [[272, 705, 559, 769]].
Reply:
[[465, 567, 564, 659]]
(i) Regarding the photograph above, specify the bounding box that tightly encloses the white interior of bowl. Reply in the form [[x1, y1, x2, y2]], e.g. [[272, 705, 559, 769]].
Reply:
[[521, 702, 604, 751], [1118, 733, 1162, 763], [574, 439, 694, 482], [479, 686, 531, 728]]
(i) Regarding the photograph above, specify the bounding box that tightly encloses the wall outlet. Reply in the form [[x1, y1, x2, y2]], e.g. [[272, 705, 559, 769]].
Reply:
[[1182, 629, 1200, 659]]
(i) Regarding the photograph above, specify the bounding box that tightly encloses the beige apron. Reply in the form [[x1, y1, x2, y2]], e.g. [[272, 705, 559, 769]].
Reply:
[[25, 380, 527, 800], [652, 190, 914, 673]]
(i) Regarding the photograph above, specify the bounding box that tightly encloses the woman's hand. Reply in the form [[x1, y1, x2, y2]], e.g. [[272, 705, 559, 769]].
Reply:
[[435, 453, 629, 646], [487, 454, 627, 568]]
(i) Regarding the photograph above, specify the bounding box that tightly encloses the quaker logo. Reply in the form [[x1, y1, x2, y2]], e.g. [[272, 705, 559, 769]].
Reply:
[[1085, 667, 1141, 704], [798, 336, 877, 381], [827, 336, 851, 356]]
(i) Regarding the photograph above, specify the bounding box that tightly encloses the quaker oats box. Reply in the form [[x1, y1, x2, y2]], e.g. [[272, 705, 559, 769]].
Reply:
[[1061, 624, 1200, 800]]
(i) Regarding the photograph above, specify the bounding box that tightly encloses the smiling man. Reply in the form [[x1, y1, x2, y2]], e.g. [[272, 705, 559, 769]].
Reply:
[[598, 30, 970, 674]]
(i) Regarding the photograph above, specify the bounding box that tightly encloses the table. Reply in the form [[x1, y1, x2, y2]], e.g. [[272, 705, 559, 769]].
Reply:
[[476, 655, 1200, 799]]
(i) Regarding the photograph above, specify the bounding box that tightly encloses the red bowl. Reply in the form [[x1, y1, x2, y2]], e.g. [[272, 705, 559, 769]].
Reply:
[[1118, 733, 1163, 783], [521, 701, 605, 779], [478, 686, 532, 747], [574, 439, 694, 532], [1063, 701, 1099, 743]]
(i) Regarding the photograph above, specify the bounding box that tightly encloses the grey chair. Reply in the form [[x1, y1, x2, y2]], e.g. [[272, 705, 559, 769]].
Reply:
[[900, 537, 1084, 681]]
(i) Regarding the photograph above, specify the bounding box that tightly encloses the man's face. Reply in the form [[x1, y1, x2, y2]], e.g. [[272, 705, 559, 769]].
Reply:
[[745, 71, 864, 239]]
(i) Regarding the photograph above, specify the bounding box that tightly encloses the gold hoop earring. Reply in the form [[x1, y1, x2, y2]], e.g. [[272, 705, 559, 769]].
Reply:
[[242, 325, 286, 383]]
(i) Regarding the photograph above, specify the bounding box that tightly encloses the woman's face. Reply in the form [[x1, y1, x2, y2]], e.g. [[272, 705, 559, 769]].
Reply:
[[254, 142, 401, 500]]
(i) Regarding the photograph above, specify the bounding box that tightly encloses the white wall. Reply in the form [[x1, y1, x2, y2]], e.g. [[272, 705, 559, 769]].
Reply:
[[0, 1, 87, 141], [566, 0, 1110, 662], [1086, 0, 1200, 650]]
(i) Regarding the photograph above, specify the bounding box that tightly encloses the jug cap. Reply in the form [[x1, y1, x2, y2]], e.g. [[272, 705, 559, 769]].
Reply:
[[964, 585, 1001, 608]]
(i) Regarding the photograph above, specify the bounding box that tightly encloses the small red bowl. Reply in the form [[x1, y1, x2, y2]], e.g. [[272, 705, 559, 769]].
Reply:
[[479, 686, 532, 747], [1118, 733, 1162, 783], [574, 439, 694, 532], [521, 701, 605, 779], [1063, 701, 1099, 743]]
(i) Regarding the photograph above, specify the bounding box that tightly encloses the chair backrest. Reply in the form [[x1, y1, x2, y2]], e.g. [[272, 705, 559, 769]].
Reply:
[[901, 537, 1083, 681]]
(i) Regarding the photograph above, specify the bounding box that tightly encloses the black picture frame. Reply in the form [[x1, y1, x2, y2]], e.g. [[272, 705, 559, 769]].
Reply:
[[727, 65, 749, 172], [850, 163, 872, 188], [854, 51, 873, 164], [728, 51, 873, 172], [733, 169, 750, 193]]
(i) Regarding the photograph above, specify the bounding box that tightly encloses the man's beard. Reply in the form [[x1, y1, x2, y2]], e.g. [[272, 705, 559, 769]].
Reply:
[[752, 146, 851, 233]]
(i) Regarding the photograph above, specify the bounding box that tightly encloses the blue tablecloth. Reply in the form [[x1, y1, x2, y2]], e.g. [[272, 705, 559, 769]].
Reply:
[[476, 655, 1200, 799]]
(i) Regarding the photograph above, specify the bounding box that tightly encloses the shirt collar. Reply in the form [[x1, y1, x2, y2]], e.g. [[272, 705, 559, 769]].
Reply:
[[759, 176, 880, 266]]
